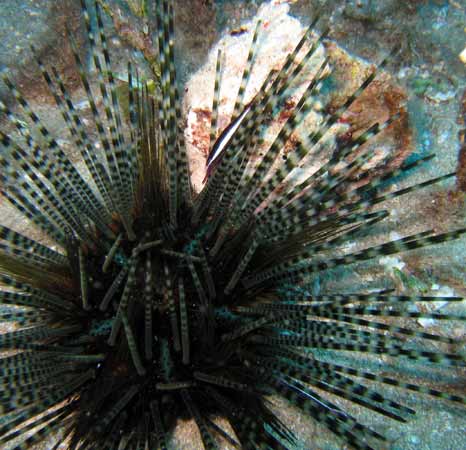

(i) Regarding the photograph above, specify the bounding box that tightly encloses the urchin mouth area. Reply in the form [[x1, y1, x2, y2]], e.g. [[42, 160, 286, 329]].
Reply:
[[73, 212, 247, 423]]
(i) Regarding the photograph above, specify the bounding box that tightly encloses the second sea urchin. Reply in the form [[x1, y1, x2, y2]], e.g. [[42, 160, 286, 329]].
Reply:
[[0, 1, 464, 449]]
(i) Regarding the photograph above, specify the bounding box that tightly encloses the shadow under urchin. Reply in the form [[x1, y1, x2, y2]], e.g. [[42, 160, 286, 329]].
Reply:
[[0, 0, 464, 449]]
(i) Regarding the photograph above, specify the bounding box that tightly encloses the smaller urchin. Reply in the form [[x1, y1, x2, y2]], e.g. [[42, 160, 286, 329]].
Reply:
[[0, 0, 464, 449]]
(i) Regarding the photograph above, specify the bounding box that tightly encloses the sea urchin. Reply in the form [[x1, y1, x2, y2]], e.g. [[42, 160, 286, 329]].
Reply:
[[0, 1, 464, 449]]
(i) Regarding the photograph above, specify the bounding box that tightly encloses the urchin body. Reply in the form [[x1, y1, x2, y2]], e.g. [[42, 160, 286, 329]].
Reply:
[[0, 1, 464, 449]]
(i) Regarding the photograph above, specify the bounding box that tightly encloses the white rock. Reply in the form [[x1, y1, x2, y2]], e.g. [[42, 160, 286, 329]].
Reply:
[[183, 0, 327, 191], [379, 255, 405, 272]]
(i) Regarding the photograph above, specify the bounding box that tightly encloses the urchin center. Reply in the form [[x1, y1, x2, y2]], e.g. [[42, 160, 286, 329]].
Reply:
[[78, 217, 232, 394]]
